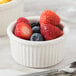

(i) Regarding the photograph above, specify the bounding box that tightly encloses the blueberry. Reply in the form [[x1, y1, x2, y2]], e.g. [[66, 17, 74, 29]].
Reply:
[[30, 33, 44, 41], [36, 22, 40, 26], [57, 24, 64, 31], [32, 26, 40, 33], [31, 22, 40, 28]]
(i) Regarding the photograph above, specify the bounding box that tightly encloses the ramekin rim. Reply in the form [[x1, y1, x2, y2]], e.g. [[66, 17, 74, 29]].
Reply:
[[7, 16, 68, 46]]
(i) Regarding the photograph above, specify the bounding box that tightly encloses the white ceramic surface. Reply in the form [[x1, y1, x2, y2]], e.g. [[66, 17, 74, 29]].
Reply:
[[7, 16, 68, 68], [0, 0, 24, 36]]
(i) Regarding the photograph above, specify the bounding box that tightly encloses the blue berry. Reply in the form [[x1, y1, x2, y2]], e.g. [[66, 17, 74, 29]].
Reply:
[[32, 26, 40, 33], [31, 22, 40, 28], [30, 33, 44, 41], [37, 22, 40, 26]]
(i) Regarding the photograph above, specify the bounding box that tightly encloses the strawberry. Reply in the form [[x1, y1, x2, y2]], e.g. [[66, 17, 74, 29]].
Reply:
[[14, 22, 33, 39], [16, 17, 30, 25], [41, 24, 63, 40], [40, 10, 60, 26]]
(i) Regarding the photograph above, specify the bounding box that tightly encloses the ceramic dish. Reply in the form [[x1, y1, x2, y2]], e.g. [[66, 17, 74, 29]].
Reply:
[[7, 16, 69, 68], [0, 0, 24, 36]]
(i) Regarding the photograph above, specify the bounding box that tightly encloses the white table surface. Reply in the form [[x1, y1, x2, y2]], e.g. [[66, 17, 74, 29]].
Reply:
[[0, 0, 76, 75]]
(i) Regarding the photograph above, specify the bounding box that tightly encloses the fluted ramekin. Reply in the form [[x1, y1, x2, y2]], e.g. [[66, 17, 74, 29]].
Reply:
[[0, 0, 24, 36], [7, 16, 69, 68]]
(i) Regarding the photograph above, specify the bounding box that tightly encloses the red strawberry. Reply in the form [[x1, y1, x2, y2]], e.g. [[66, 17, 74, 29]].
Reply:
[[16, 17, 30, 25], [41, 24, 63, 40], [40, 10, 60, 26], [14, 22, 33, 39]]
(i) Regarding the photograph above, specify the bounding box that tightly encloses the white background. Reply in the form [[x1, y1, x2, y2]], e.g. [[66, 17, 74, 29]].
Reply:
[[24, 0, 76, 16], [0, 0, 76, 75]]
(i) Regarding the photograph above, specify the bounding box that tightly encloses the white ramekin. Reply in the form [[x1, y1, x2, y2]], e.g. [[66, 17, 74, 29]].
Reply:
[[7, 16, 69, 68], [0, 0, 24, 36]]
